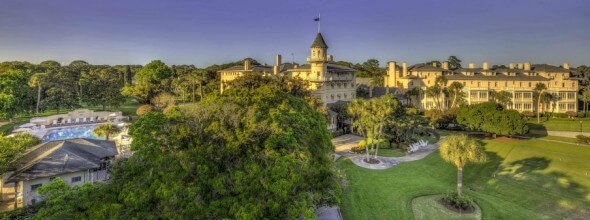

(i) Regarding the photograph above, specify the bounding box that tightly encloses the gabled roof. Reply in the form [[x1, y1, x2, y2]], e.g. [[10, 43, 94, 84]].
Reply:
[[446, 72, 550, 81], [409, 63, 448, 72], [218, 65, 273, 73], [311, 33, 328, 48], [531, 64, 571, 73], [7, 138, 118, 182]]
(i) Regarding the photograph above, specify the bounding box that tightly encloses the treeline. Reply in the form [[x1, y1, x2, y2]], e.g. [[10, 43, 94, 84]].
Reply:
[[0, 60, 140, 119], [0, 58, 262, 120]]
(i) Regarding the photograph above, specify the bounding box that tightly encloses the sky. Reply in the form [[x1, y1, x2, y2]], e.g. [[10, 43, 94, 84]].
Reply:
[[1, 0, 589, 67]]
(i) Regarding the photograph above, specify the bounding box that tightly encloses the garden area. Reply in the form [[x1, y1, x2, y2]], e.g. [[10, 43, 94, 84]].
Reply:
[[337, 137, 590, 219]]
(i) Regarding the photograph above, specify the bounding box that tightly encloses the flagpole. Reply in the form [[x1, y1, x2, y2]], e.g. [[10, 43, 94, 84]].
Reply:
[[318, 13, 321, 33]]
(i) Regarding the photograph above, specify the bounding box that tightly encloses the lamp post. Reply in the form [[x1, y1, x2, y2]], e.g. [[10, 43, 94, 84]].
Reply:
[[580, 121, 583, 135]]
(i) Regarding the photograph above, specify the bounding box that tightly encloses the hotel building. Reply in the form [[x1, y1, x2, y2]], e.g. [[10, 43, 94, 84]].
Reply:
[[385, 61, 578, 113]]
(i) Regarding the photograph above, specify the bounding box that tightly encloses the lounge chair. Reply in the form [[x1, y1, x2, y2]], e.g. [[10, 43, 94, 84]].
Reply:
[[66, 119, 71, 124], [75, 118, 80, 124], [52, 120, 57, 126], [82, 118, 87, 123], [90, 117, 95, 122]]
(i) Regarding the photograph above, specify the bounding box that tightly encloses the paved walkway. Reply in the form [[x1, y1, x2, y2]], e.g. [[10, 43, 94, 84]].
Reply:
[[529, 129, 590, 138], [315, 206, 343, 220], [331, 134, 440, 170]]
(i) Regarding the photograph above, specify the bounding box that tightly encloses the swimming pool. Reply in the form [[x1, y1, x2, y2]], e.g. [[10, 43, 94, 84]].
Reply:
[[42, 124, 103, 142]]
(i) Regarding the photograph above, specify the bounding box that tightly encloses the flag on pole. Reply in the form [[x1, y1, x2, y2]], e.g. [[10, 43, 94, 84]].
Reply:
[[314, 14, 321, 33]]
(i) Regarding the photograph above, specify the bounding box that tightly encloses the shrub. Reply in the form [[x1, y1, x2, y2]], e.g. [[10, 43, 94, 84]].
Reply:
[[331, 129, 344, 138], [566, 111, 578, 118], [444, 192, 474, 210], [353, 139, 388, 153], [136, 104, 154, 116], [522, 111, 534, 118], [576, 134, 590, 144]]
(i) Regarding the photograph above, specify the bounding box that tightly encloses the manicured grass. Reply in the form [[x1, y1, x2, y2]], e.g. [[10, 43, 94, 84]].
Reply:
[[377, 148, 405, 157], [337, 138, 590, 219], [539, 136, 580, 144], [527, 117, 590, 132], [411, 195, 481, 220]]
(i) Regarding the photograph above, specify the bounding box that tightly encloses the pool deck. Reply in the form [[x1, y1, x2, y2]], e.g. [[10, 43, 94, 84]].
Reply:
[[38, 123, 104, 141]]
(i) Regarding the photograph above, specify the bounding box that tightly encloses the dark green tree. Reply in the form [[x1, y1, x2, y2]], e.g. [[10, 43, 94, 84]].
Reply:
[[122, 60, 173, 104], [79, 67, 125, 110]]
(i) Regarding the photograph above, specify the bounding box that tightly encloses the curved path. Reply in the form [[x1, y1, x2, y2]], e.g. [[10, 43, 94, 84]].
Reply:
[[332, 134, 441, 170]]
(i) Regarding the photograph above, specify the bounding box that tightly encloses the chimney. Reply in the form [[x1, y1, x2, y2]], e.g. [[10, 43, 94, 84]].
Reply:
[[432, 62, 437, 67], [275, 54, 281, 67], [524, 62, 531, 71], [442, 61, 449, 70], [482, 61, 489, 70], [517, 63, 524, 69], [468, 63, 475, 69], [402, 62, 408, 77], [327, 55, 333, 61], [274, 54, 281, 75], [244, 59, 251, 70], [509, 63, 515, 69], [387, 61, 397, 87], [563, 62, 570, 70]]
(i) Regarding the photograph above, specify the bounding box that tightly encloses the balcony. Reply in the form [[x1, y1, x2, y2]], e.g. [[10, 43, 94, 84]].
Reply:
[[307, 57, 325, 62]]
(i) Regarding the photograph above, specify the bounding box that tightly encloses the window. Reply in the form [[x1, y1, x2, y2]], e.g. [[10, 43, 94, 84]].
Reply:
[[568, 92, 575, 99], [523, 93, 532, 99], [568, 103, 575, 110], [72, 176, 82, 183], [524, 103, 532, 110], [505, 82, 508, 87], [562, 83, 565, 87], [479, 92, 486, 99], [31, 184, 42, 191], [528, 82, 531, 87]]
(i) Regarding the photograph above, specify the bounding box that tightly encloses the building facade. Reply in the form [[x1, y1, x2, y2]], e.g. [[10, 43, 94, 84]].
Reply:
[[385, 61, 578, 113], [219, 32, 357, 106], [1, 139, 117, 208]]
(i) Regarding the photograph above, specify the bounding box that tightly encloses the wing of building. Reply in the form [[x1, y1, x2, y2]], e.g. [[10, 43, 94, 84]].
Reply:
[[385, 61, 578, 113], [1, 138, 118, 207], [219, 32, 357, 106]]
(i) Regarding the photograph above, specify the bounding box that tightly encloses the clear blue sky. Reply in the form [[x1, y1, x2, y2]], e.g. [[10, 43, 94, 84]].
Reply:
[[1, 0, 588, 67]]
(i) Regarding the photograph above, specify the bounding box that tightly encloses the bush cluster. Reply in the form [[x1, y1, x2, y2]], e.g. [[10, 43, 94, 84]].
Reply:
[[444, 192, 474, 210], [576, 134, 590, 144]]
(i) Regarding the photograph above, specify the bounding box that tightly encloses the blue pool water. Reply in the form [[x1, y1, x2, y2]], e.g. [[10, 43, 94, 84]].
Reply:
[[42, 125, 103, 142]]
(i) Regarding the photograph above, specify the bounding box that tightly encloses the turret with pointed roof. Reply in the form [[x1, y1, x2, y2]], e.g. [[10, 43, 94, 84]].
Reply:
[[311, 32, 328, 48]]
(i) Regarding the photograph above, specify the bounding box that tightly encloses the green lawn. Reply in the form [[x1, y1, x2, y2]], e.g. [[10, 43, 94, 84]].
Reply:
[[338, 138, 590, 219], [527, 117, 590, 132]]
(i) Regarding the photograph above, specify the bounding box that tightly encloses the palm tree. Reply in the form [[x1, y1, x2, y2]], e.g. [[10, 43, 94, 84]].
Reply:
[[579, 87, 590, 113], [92, 123, 120, 140], [434, 75, 448, 110], [534, 83, 548, 124], [491, 90, 512, 108], [28, 73, 46, 115], [425, 86, 440, 110], [439, 134, 486, 197], [348, 99, 371, 160], [447, 82, 464, 109]]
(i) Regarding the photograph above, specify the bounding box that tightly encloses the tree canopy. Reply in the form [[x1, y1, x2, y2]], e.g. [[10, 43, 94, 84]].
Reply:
[[32, 81, 340, 219], [457, 102, 528, 135]]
